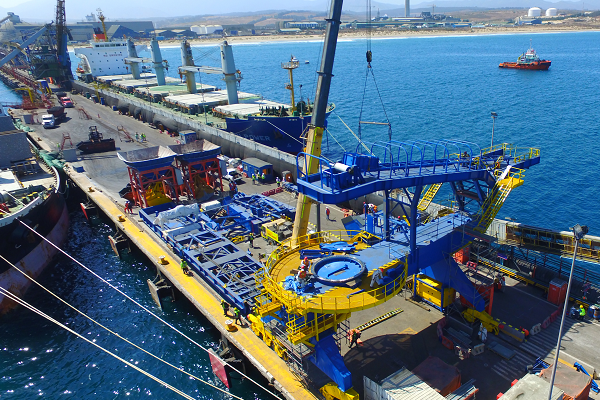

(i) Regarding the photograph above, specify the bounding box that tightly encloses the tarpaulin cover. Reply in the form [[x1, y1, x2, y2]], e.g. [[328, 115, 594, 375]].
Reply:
[[540, 363, 592, 400], [420, 258, 485, 312], [153, 203, 199, 226], [412, 356, 461, 397], [309, 335, 352, 392]]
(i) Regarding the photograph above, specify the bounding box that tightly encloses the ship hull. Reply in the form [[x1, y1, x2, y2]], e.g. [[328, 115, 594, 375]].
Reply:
[[499, 61, 551, 70], [0, 191, 69, 315], [225, 115, 310, 154]]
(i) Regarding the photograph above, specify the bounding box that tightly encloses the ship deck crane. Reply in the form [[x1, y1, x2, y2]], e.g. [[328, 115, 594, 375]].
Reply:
[[291, 0, 344, 242], [96, 8, 108, 42]]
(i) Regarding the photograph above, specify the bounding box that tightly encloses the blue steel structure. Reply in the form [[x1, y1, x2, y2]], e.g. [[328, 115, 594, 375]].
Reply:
[[139, 193, 296, 311], [295, 140, 541, 312]]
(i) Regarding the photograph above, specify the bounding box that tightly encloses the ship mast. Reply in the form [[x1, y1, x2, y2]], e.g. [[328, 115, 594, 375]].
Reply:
[[96, 8, 108, 42], [281, 56, 299, 113]]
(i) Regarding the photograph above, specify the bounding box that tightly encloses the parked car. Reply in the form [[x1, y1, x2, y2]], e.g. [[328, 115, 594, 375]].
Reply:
[[59, 96, 74, 108], [223, 169, 242, 183], [42, 114, 55, 129]]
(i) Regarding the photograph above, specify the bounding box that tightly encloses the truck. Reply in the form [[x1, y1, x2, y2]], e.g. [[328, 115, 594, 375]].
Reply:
[[41, 114, 55, 129], [59, 96, 73, 108], [46, 106, 67, 122]]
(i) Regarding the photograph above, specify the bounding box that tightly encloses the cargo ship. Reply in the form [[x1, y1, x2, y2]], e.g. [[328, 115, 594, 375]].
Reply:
[[0, 105, 69, 314], [75, 39, 333, 154], [499, 42, 551, 70]]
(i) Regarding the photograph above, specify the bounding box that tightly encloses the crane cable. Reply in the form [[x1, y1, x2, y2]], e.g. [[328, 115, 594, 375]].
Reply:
[[0, 253, 243, 400], [17, 220, 282, 400], [324, 127, 346, 152], [0, 285, 200, 400], [333, 110, 372, 154], [358, 0, 392, 141]]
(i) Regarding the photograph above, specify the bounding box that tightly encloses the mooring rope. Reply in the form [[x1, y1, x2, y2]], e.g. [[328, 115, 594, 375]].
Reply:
[[0, 254, 242, 400], [0, 286, 199, 400], [17, 220, 282, 400]]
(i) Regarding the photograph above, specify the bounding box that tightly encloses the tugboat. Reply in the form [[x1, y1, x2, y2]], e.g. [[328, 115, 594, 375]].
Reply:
[[499, 41, 551, 70]]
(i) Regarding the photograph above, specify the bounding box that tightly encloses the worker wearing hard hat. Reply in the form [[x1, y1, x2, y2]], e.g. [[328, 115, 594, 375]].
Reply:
[[578, 305, 586, 321]]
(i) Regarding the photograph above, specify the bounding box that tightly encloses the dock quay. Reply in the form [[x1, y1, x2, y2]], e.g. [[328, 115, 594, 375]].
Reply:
[[6, 90, 600, 400], [69, 80, 298, 179]]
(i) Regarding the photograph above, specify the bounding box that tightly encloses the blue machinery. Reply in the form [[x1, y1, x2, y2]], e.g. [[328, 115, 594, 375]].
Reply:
[[124, 0, 543, 395], [138, 193, 296, 311], [255, 139, 541, 398]]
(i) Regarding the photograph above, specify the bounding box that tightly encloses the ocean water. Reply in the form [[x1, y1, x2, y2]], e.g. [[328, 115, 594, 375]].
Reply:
[[1, 32, 599, 399], [138, 31, 600, 234], [0, 213, 268, 399]]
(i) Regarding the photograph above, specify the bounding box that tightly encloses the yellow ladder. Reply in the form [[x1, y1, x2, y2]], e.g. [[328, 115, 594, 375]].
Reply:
[[417, 183, 442, 211], [474, 170, 524, 233]]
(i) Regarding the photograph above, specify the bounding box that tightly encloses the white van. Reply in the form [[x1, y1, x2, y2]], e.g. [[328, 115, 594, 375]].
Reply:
[[42, 114, 55, 129]]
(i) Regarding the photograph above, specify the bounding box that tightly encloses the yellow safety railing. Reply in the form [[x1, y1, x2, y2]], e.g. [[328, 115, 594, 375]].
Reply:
[[493, 167, 525, 180], [513, 147, 540, 163], [260, 230, 408, 314]]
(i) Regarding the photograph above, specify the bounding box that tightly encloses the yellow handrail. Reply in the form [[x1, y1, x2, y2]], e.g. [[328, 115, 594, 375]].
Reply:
[[261, 230, 408, 314]]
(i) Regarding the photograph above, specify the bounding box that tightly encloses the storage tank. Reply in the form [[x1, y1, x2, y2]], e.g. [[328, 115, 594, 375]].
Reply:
[[190, 25, 202, 34], [546, 7, 558, 16], [528, 7, 542, 17]]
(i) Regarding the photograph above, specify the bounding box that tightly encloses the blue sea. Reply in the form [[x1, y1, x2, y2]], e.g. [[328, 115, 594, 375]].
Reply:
[[139, 31, 600, 233], [1, 31, 599, 399]]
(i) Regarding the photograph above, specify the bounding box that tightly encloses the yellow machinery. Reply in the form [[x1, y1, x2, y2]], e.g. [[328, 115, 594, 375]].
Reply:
[[462, 308, 500, 335], [260, 218, 293, 245], [414, 275, 456, 311], [96, 8, 108, 42], [144, 182, 171, 207]]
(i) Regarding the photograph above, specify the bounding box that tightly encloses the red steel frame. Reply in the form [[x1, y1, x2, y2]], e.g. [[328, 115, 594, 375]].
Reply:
[[127, 165, 180, 208], [176, 157, 223, 200]]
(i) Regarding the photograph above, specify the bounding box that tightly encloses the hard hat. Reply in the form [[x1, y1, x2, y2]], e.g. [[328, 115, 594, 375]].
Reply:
[[304, 257, 308, 261], [580, 305, 585, 309]]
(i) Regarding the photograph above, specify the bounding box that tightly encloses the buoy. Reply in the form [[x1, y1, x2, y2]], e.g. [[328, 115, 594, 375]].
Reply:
[[118, 214, 126, 222], [158, 256, 169, 265]]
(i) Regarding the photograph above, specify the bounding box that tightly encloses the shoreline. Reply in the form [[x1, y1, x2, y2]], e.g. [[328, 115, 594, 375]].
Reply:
[[68, 26, 600, 50]]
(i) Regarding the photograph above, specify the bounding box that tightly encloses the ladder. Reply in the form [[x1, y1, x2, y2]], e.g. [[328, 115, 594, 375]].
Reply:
[[352, 308, 403, 332], [417, 183, 442, 211], [117, 125, 134, 142], [473, 172, 524, 233], [61, 132, 73, 150]]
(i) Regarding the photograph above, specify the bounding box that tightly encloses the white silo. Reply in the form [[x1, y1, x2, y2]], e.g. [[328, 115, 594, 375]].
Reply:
[[190, 25, 202, 34], [528, 7, 542, 17], [546, 8, 558, 16]]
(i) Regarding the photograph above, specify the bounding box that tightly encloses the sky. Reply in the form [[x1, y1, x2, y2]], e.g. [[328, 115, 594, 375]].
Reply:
[[0, 0, 584, 21]]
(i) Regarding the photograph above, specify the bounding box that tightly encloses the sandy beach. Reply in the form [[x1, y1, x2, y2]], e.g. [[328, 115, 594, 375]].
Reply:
[[68, 24, 600, 50]]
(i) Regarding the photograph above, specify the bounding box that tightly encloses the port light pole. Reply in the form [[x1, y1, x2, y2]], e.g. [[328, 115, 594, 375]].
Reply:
[[490, 111, 498, 148], [547, 223, 588, 400]]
